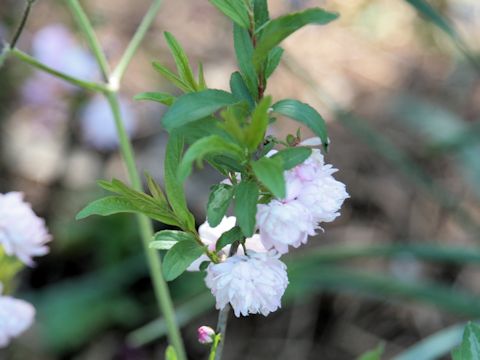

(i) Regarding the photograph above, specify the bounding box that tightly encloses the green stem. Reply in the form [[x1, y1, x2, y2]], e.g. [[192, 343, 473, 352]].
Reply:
[[9, 47, 108, 92], [109, 0, 163, 89], [213, 305, 230, 360], [106, 93, 187, 360], [208, 334, 222, 360], [10, 0, 35, 48], [65, 0, 111, 81]]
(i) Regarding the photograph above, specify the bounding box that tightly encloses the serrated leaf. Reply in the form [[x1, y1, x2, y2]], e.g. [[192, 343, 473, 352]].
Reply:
[[253, 8, 339, 68], [230, 71, 255, 110], [271, 146, 312, 170], [76, 196, 179, 226], [162, 89, 238, 131], [134, 92, 175, 106], [265, 46, 284, 79], [165, 133, 196, 231], [272, 99, 329, 150], [152, 61, 194, 92], [251, 156, 286, 199], [209, 0, 250, 28], [162, 239, 205, 281], [216, 226, 243, 252], [164, 32, 198, 90], [245, 96, 271, 152], [234, 23, 258, 99], [207, 184, 234, 227], [178, 135, 245, 181], [234, 181, 259, 237]]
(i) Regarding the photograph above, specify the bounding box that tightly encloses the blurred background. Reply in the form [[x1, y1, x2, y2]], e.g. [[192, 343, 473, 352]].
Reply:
[[1, 0, 480, 359]]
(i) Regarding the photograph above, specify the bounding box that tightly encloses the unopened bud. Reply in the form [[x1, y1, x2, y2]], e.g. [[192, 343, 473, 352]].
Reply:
[[197, 326, 215, 344]]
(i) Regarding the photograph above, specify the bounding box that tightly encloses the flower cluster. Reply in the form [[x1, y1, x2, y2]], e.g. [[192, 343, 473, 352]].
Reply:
[[0, 192, 52, 347], [257, 140, 349, 254], [198, 140, 348, 318]]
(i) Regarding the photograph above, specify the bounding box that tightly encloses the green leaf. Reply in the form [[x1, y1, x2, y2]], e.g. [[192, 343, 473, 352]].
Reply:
[[134, 92, 175, 106], [162, 89, 238, 131], [234, 180, 259, 237], [165, 345, 178, 360], [272, 99, 328, 149], [455, 322, 480, 360], [149, 240, 177, 250], [178, 135, 245, 181], [245, 96, 271, 152], [207, 184, 234, 227], [271, 146, 312, 170], [253, 0, 270, 30], [165, 133, 196, 231], [153, 230, 197, 243], [197, 62, 207, 90], [209, 0, 250, 28], [251, 156, 286, 198], [164, 32, 198, 90], [265, 46, 284, 79], [145, 172, 168, 206], [152, 61, 194, 92], [216, 226, 243, 252], [253, 8, 339, 68], [162, 239, 205, 281], [358, 344, 384, 360], [233, 23, 258, 99], [75, 196, 179, 226], [230, 71, 255, 110]]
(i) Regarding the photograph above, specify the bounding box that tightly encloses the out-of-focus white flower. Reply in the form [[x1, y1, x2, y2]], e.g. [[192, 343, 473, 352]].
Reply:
[[197, 326, 215, 344], [0, 192, 51, 266], [205, 251, 288, 317], [256, 200, 316, 254], [79, 95, 137, 151], [0, 283, 35, 348], [188, 216, 267, 271]]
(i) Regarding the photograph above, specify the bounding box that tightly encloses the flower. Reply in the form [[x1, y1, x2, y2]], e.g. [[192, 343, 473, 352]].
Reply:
[[256, 200, 316, 254], [197, 326, 215, 344], [0, 283, 35, 348], [205, 251, 288, 317], [188, 216, 267, 271], [79, 95, 137, 151], [0, 192, 51, 266]]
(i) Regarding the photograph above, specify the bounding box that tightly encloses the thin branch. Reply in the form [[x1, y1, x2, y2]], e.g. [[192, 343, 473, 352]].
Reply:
[[10, 47, 108, 92], [65, 0, 111, 81], [109, 0, 163, 89], [214, 305, 230, 360], [10, 0, 36, 48]]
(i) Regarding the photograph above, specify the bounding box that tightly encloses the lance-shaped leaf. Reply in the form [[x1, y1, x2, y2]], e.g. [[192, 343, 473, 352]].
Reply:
[[165, 133, 196, 231], [265, 47, 284, 79], [178, 135, 245, 181], [162, 239, 205, 281], [272, 99, 329, 150], [230, 71, 255, 110], [150, 230, 197, 251], [251, 156, 286, 199], [245, 96, 271, 152], [162, 89, 238, 131], [216, 226, 243, 252], [271, 146, 312, 170], [234, 180, 259, 237], [254, 0, 270, 29], [234, 24, 258, 99], [207, 184, 234, 227], [134, 92, 175, 106], [164, 32, 198, 90], [209, 0, 250, 29], [76, 196, 180, 226], [253, 8, 339, 68], [152, 61, 194, 92]]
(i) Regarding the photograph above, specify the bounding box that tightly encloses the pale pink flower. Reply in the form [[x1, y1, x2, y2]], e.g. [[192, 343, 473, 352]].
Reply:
[[205, 251, 288, 317], [0, 283, 35, 348], [0, 192, 51, 266], [197, 326, 215, 344], [256, 200, 316, 254], [188, 216, 267, 271]]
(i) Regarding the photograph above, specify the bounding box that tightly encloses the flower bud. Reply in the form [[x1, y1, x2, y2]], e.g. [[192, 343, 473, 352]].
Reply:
[[197, 326, 215, 344]]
